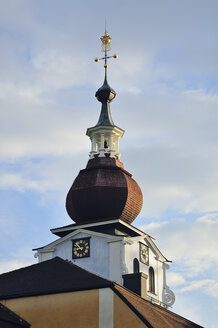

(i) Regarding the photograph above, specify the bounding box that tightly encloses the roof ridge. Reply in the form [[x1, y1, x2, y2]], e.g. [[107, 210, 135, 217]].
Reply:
[[0, 256, 112, 283]]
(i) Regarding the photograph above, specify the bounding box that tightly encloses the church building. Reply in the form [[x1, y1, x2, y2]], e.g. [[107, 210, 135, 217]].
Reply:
[[0, 31, 203, 328], [34, 29, 175, 309]]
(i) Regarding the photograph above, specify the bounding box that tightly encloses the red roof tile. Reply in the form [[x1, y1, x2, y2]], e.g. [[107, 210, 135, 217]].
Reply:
[[113, 285, 204, 328]]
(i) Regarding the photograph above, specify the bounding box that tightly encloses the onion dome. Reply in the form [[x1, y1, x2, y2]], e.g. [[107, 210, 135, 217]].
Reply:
[[66, 157, 143, 225]]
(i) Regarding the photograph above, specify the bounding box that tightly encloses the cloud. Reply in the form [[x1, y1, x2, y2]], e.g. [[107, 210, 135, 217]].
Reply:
[[0, 153, 88, 196], [196, 213, 218, 224], [167, 272, 186, 287], [0, 1, 218, 326], [142, 213, 218, 266], [140, 212, 218, 301], [176, 279, 218, 299], [179, 279, 213, 293], [0, 173, 41, 192], [0, 258, 35, 274], [206, 282, 218, 298]]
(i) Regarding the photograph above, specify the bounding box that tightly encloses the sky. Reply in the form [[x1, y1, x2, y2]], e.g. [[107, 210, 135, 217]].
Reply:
[[0, 0, 218, 326]]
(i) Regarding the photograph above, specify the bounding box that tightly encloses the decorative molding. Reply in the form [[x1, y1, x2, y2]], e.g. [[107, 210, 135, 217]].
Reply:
[[51, 219, 120, 234], [163, 286, 175, 307], [36, 229, 123, 253]]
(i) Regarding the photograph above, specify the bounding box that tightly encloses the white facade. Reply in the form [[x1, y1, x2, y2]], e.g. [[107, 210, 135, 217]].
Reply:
[[35, 226, 175, 307]]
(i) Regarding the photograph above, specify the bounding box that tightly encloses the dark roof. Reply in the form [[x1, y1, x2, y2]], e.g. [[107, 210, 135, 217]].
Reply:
[[0, 302, 30, 327], [0, 257, 112, 300], [113, 285, 204, 328]]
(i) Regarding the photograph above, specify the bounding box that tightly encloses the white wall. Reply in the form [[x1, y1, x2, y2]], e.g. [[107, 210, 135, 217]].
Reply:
[[53, 232, 110, 278]]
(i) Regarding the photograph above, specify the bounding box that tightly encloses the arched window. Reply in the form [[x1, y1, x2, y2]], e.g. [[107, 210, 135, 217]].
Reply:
[[149, 267, 155, 293], [133, 258, 139, 273]]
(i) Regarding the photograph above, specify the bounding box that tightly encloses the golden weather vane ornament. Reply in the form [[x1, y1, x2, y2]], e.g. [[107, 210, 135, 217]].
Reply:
[[94, 30, 118, 70]]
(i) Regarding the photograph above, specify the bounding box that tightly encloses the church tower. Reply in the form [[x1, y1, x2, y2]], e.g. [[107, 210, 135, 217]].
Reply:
[[34, 31, 175, 309]]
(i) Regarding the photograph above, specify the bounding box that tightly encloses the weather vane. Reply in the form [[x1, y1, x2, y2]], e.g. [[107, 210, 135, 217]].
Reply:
[[94, 30, 118, 72]]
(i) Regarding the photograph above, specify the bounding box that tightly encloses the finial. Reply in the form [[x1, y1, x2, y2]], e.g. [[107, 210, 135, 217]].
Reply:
[[94, 30, 118, 75]]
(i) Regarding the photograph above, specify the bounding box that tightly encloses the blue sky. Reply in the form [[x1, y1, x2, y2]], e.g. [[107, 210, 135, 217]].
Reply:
[[0, 1, 218, 326]]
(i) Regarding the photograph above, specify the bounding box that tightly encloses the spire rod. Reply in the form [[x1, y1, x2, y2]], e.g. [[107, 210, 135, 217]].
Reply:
[[94, 30, 118, 81]]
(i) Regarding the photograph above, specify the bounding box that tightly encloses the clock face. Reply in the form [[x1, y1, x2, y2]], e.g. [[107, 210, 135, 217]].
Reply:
[[139, 243, 149, 265], [72, 238, 90, 259]]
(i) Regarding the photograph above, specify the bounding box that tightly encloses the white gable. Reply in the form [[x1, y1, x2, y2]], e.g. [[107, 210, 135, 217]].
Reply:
[[35, 226, 174, 306]]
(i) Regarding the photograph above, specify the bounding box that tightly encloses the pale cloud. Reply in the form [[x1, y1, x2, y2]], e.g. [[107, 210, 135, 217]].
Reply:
[[0, 1, 218, 327], [167, 272, 186, 287], [142, 221, 168, 231], [172, 294, 205, 327], [196, 213, 218, 224], [0, 153, 87, 195], [141, 213, 218, 276], [0, 4, 218, 223], [179, 279, 213, 293], [208, 283, 218, 298], [0, 258, 35, 274], [177, 279, 218, 299], [0, 173, 41, 192]]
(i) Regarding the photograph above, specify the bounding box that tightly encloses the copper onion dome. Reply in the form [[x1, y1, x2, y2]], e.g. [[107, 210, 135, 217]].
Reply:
[[66, 31, 143, 225], [66, 157, 143, 224]]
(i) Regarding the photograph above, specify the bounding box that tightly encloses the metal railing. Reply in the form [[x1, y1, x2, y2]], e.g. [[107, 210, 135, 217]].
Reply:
[[146, 295, 172, 308]]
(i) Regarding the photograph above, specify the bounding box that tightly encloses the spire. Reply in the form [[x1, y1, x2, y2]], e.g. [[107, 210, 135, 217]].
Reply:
[[86, 31, 124, 160], [94, 30, 118, 127]]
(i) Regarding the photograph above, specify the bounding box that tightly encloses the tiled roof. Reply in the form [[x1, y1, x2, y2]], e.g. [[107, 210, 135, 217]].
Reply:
[[0, 302, 30, 327], [0, 257, 112, 299], [113, 285, 204, 328]]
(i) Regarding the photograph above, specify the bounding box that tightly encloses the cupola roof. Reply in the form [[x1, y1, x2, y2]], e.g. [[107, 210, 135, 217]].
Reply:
[[95, 76, 116, 126]]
